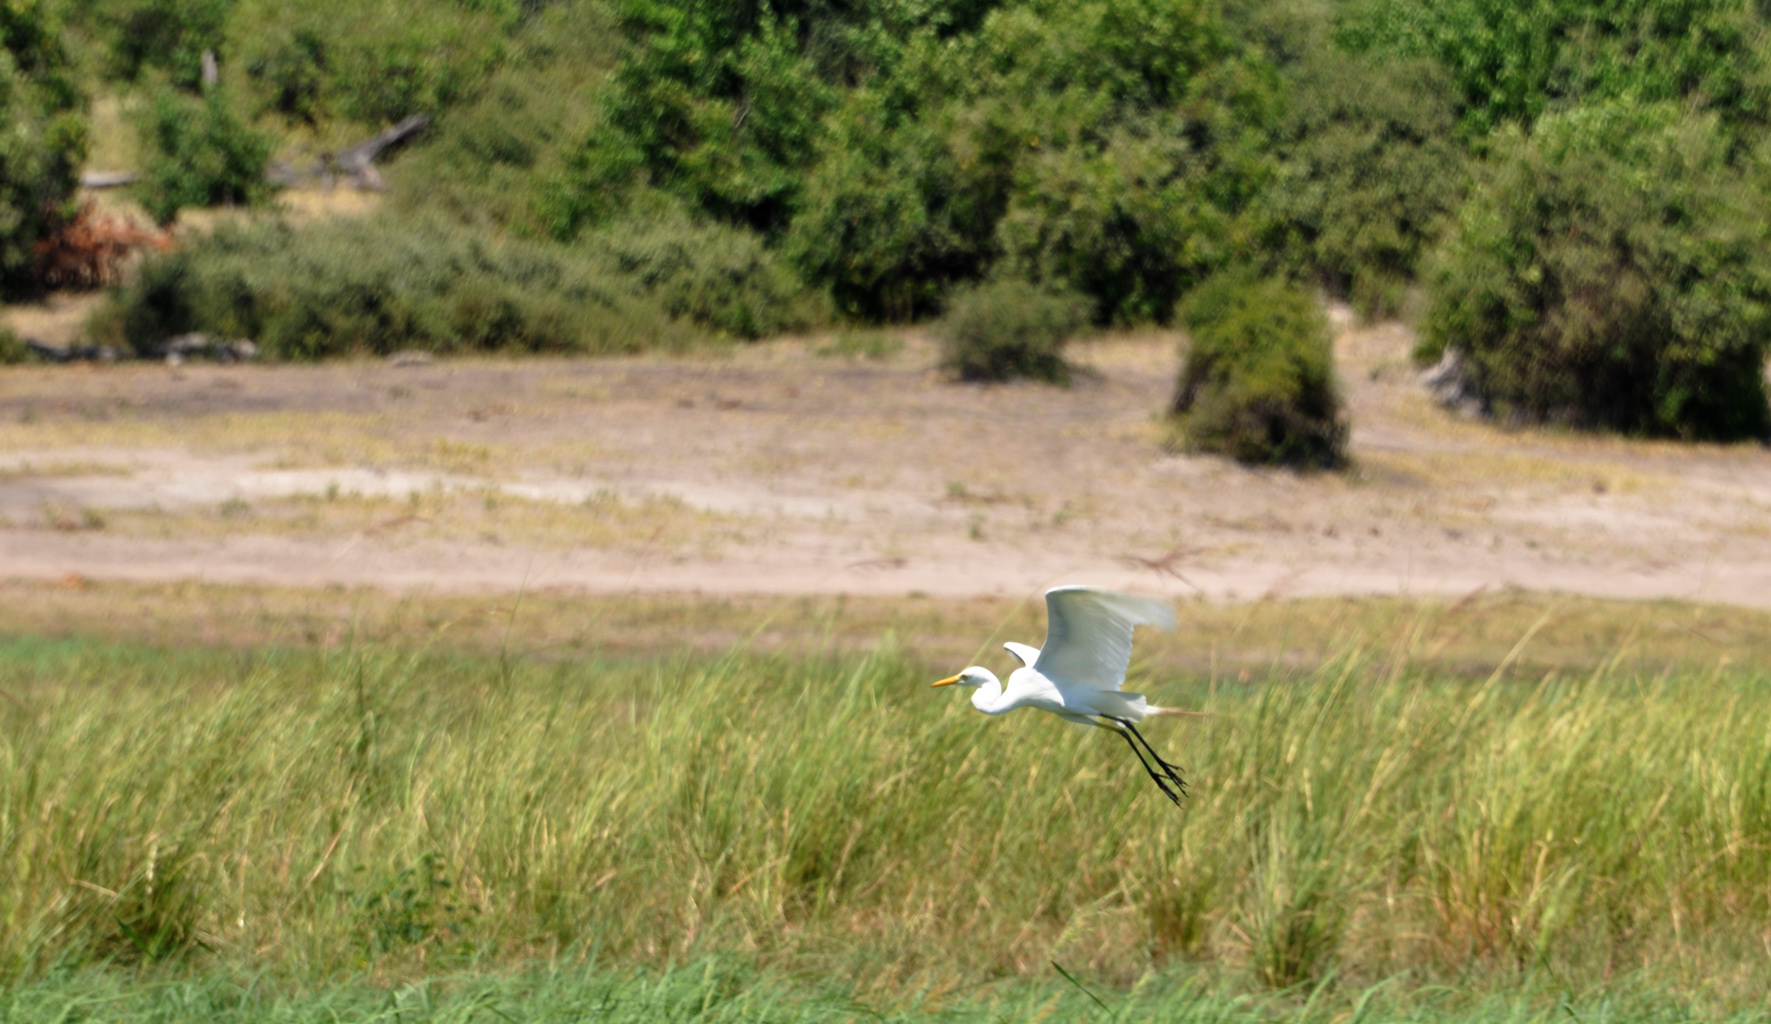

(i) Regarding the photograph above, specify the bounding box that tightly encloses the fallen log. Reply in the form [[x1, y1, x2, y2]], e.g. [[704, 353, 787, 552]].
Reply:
[[334, 114, 429, 191], [79, 171, 138, 189], [79, 113, 429, 195]]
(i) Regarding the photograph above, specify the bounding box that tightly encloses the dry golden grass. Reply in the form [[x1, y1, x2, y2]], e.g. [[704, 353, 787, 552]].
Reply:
[[0, 408, 521, 476], [100, 487, 748, 552], [6, 579, 1771, 680], [1358, 449, 1668, 496]]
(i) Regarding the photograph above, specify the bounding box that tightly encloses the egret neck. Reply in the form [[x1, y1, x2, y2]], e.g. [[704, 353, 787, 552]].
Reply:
[[931, 667, 1007, 714]]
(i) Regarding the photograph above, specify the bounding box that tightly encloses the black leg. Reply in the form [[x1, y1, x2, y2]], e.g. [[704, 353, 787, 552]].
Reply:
[[1104, 718, 1182, 806], [1118, 718, 1189, 801]]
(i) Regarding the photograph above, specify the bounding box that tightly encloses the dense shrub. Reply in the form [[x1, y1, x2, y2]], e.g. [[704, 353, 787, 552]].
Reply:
[[935, 279, 1086, 383], [785, 89, 998, 321], [1423, 100, 1771, 440], [785, 0, 1282, 324], [586, 215, 822, 339], [544, 0, 1006, 240], [1262, 54, 1465, 315], [94, 0, 232, 91], [0, 2, 86, 298], [324, 25, 506, 126], [82, 0, 518, 126], [552, 0, 1278, 327], [244, 26, 329, 124], [133, 89, 275, 224], [85, 216, 797, 360], [977, 0, 1283, 323], [1338, 0, 1771, 139], [544, 4, 837, 237], [1171, 270, 1347, 468], [995, 123, 1249, 325], [390, 3, 621, 232]]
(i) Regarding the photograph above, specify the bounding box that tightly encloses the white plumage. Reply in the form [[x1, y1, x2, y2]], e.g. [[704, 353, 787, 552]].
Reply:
[[933, 585, 1202, 805]]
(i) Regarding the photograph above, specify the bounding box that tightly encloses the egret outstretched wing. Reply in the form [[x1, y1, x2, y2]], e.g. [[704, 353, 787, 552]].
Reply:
[[1033, 586, 1176, 690], [934, 584, 1196, 806]]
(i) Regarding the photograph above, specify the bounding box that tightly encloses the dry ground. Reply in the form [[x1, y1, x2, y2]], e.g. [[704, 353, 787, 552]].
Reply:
[[2, 311, 1770, 607]]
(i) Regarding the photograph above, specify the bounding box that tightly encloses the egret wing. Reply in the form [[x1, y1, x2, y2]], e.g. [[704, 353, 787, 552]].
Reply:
[[1003, 641, 1041, 667], [1033, 586, 1176, 690]]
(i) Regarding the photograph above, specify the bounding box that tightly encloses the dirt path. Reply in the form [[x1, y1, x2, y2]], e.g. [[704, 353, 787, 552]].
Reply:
[[3, 314, 1770, 605]]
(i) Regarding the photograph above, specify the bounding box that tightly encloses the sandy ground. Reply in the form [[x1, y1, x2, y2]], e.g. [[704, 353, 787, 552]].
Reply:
[[2, 311, 1770, 606]]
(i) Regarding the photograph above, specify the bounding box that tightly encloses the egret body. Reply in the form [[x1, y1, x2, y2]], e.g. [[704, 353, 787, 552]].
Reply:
[[933, 585, 1202, 804]]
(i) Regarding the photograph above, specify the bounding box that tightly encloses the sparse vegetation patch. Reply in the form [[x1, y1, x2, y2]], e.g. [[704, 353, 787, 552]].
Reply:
[[935, 279, 1086, 384]]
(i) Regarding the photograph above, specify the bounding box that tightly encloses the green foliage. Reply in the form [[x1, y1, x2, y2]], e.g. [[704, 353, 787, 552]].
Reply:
[[1424, 100, 1771, 440], [586, 214, 823, 339], [82, 0, 518, 128], [977, 0, 1283, 323], [786, 0, 1283, 324], [96, 0, 233, 91], [321, 20, 506, 125], [0, 328, 33, 364], [935, 278, 1085, 383], [1262, 54, 1465, 315], [1337, 0, 1771, 139], [87, 216, 726, 360], [132, 89, 275, 224], [1172, 270, 1347, 467], [0, 0, 82, 111], [545, 2, 840, 237], [390, 3, 621, 231], [342, 853, 476, 958], [547, 0, 1009, 241], [785, 89, 997, 321], [243, 26, 328, 124], [0, 0, 86, 297], [996, 124, 1244, 325]]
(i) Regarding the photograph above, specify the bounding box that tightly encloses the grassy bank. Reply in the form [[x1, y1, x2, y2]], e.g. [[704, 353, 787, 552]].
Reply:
[[2, 614, 1770, 1006]]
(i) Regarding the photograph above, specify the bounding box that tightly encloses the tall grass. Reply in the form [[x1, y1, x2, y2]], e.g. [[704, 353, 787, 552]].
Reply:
[[1, 628, 1769, 1001]]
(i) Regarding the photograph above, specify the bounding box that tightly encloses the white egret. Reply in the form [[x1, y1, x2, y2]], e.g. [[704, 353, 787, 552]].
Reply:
[[933, 585, 1204, 805]]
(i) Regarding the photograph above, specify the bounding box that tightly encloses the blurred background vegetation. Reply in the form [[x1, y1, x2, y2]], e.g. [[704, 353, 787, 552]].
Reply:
[[5, 0, 1771, 442]]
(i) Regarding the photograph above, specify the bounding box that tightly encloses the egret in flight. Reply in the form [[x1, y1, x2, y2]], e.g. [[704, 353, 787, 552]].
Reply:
[[933, 585, 1203, 805]]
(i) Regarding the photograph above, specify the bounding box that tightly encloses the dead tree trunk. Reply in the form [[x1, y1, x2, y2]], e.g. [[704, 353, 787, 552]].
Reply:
[[334, 114, 430, 191]]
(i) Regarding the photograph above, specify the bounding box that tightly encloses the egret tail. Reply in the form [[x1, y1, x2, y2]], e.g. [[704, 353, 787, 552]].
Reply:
[[1147, 705, 1213, 718]]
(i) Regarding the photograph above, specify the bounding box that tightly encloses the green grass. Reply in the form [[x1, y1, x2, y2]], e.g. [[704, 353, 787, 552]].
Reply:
[[4, 959, 1768, 1024], [3, 609, 1771, 1012]]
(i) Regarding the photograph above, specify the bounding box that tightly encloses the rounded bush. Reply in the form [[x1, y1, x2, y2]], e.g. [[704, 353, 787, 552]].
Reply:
[[936, 279, 1086, 384], [1423, 100, 1771, 440], [1171, 270, 1347, 468]]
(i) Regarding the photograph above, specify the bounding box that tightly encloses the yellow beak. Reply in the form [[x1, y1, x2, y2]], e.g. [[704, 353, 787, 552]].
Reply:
[[932, 674, 962, 688]]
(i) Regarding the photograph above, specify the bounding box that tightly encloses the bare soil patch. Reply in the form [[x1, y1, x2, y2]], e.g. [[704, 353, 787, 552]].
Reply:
[[2, 316, 1769, 606]]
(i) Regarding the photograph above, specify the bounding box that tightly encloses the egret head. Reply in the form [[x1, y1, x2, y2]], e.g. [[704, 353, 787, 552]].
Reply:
[[932, 666, 996, 688]]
